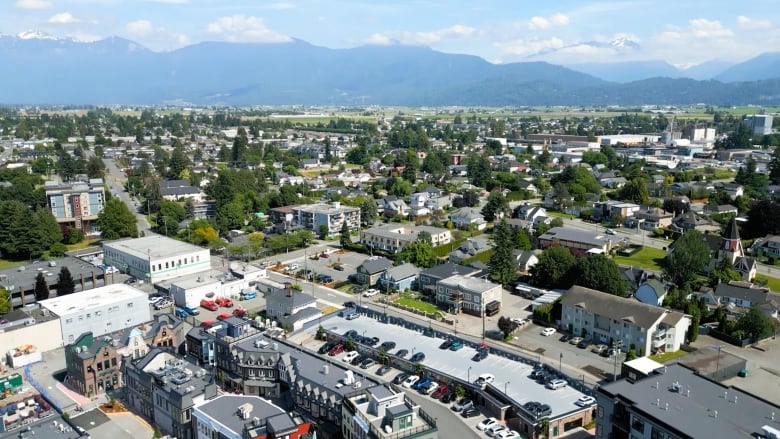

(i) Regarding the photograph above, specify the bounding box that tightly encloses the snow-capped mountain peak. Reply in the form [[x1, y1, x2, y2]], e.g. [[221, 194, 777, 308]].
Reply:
[[609, 35, 640, 49], [16, 30, 60, 41]]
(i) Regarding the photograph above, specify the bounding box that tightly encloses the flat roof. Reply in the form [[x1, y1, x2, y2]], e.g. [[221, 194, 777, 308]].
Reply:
[[439, 274, 500, 294], [39, 283, 147, 315], [539, 227, 612, 247], [103, 235, 207, 260], [624, 357, 664, 375], [599, 363, 780, 438], [195, 395, 289, 435], [296, 203, 359, 214], [165, 269, 232, 290], [0, 256, 104, 293]]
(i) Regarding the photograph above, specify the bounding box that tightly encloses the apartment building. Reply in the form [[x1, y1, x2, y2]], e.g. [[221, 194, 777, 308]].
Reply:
[[435, 274, 502, 316], [342, 385, 438, 439], [360, 224, 452, 254], [292, 202, 361, 237], [44, 178, 106, 235]]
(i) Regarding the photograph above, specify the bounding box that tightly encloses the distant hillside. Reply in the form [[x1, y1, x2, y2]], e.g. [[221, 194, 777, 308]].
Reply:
[[716, 52, 780, 82], [0, 34, 779, 106], [566, 61, 684, 83]]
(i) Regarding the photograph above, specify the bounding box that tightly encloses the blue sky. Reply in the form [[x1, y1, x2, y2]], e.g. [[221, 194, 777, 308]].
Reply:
[[3, 0, 778, 67]]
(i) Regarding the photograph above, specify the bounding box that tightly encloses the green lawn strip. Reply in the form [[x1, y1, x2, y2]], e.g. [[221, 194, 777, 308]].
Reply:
[[0, 259, 25, 270], [754, 274, 780, 294], [462, 249, 494, 265], [612, 246, 667, 271], [648, 350, 688, 363], [65, 238, 101, 251], [394, 297, 440, 314], [546, 211, 572, 219]]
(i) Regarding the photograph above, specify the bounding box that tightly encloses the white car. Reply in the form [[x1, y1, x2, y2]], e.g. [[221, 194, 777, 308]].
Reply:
[[104, 266, 119, 274], [343, 351, 360, 363], [363, 288, 379, 297], [496, 429, 520, 439], [575, 395, 596, 407], [510, 317, 528, 325], [476, 417, 498, 431], [486, 424, 507, 437], [474, 373, 494, 386], [402, 375, 420, 388], [540, 327, 557, 337], [424, 382, 439, 395]]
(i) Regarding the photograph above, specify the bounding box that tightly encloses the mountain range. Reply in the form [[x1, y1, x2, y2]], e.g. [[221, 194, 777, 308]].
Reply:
[[1, 32, 780, 106]]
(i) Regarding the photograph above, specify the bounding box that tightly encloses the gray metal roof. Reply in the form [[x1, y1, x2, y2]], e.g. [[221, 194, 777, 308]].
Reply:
[[598, 363, 780, 439], [538, 227, 612, 248], [195, 395, 290, 435], [384, 263, 419, 281], [359, 257, 394, 274], [714, 281, 772, 305], [563, 285, 687, 330], [266, 288, 317, 309], [420, 262, 480, 280]]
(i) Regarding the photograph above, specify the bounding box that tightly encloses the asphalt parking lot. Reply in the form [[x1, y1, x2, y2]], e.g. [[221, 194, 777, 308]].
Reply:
[[280, 249, 369, 283]]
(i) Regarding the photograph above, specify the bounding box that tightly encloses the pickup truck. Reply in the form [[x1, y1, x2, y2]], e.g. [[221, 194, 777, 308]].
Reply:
[[200, 299, 218, 311], [215, 297, 233, 308]]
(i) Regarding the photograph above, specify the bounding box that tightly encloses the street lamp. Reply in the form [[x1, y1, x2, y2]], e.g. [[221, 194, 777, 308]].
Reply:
[[468, 366, 472, 383], [559, 353, 563, 372], [714, 345, 722, 381], [504, 381, 510, 394]]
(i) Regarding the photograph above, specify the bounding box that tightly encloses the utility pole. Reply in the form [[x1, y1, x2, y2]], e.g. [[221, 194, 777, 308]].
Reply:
[[612, 340, 624, 382]]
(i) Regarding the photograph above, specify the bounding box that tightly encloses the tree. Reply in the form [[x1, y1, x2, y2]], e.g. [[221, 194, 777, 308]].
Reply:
[[360, 198, 378, 227], [770, 145, 780, 185], [97, 198, 139, 240], [232, 127, 248, 166], [737, 306, 774, 340], [618, 178, 650, 204], [340, 221, 351, 248], [0, 289, 10, 314], [744, 200, 780, 239], [708, 258, 742, 287], [57, 267, 76, 296], [530, 247, 576, 289], [395, 241, 436, 268], [467, 153, 491, 188], [317, 224, 329, 240], [34, 272, 50, 301], [572, 255, 628, 297], [664, 230, 711, 288], [481, 191, 508, 222], [416, 231, 432, 246], [515, 228, 532, 251], [215, 201, 246, 235], [497, 316, 518, 339], [488, 220, 516, 285], [663, 198, 689, 216], [167, 144, 191, 179]]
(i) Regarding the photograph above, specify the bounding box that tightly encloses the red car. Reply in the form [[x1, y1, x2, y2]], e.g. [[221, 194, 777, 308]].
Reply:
[[320, 252, 329, 258], [233, 307, 247, 318], [216, 313, 232, 320], [200, 299, 218, 311], [431, 384, 449, 399], [328, 344, 345, 356], [200, 320, 215, 328], [215, 297, 234, 308]]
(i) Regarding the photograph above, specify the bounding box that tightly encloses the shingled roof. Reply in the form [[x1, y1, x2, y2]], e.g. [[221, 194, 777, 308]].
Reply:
[[563, 285, 687, 330]]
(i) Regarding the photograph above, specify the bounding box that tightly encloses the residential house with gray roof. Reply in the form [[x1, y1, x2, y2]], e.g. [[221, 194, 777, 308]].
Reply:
[[418, 262, 482, 297], [356, 256, 394, 286], [265, 285, 321, 330], [448, 237, 491, 264], [378, 263, 419, 292], [538, 227, 614, 256], [448, 207, 487, 230], [561, 286, 690, 357], [635, 279, 668, 306], [714, 281, 780, 319]]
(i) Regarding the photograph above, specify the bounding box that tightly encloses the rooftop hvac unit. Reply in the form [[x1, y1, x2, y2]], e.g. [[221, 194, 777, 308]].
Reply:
[[322, 365, 329, 375]]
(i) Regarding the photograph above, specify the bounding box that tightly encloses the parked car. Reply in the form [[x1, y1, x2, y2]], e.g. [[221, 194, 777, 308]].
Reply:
[[318, 341, 336, 354], [441, 389, 458, 403], [476, 417, 498, 431], [328, 344, 345, 356], [175, 308, 188, 318], [320, 252, 330, 258], [546, 379, 568, 390], [452, 398, 474, 412], [575, 395, 596, 407], [240, 291, 257, 300], [379, 341, 396, 351], [316, 274, 333, 283], [605, 228, 616, 235], [569, 336, 583, 345], [393, 372, 410, 385], [376, 365, 392, 376], [475, 373, 494, 387], [154, 299, 173, 310], [402, 375, 420, 388], [363, 288, 379, 297], [439, 340, 453, 349], [431, 384, 449, 399], [200, 320, 215, 328], [216, 313, 232, 320], [233, 307, 247, 318], [461, 407, 481, 418], [592, 344, 608, 355], [510, 317, 528, 326], [360, 358, 376, 369], [215, 297, 233, 308], [422, 382, 438, 395], [344, 310, 359, 320], [577, 339, 591, 349], [200, 299, 218, 311], [334, 264, 345, 271], [496, 429, 520, 439], [603, 347, 619, 358], [395, 349, 409, 359], [182, 306, 199, 316], [559, 334, 573, 343], [449, 340, 464, 351], [412, 377, 432, 391], [472, 349, 488, 362], [540, 327, 556, 337], [343, 301, 357, 308], [486, 424, 507, 437], [350, 355, 366, 366], [410, 352, 426, 363]]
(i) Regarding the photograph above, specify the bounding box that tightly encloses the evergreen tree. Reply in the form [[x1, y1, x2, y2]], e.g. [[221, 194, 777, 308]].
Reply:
[[0, 289, 10, 314], [340, 220, 351, 248], [515, 228, 532, 251], [57, 267, 76, 296], [34, 272, 50, 301], [488, 220, 516, 285], [97, 198, 139, 240], [232, 127, 248, 167], [481, 191, 508, 222], [167, 144, 191, 179], [770, 146, 780, 185], [360, 198, 378, 227]]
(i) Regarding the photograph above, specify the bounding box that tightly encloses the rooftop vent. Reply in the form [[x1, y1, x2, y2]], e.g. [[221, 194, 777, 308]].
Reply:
[[237, 403, 253, 420]]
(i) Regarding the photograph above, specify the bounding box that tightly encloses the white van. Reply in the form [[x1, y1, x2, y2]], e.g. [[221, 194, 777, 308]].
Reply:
[[546, 379, 567, 390], [343, 351, 359, 363]]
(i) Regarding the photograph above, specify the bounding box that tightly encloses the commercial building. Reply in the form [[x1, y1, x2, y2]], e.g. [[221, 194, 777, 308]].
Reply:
[[538, 227, 614, 256], [65, 331, 124, 397], [360, 224, 452, 254], [435, 274, 502, 316], [0, 257, 105, 309], [193, 395, 311, 439], [39, 283, 150, 345], [123, 349, 217, 439], [744, 114, 774, 136], [595, 363, 780, 439], [102, 235, 211, 283], [0, 307, 62, 353], [44, 178, 106, 235], [165, 263, 268, 308], [417, 262, 482, 297], [561, 286, 690, 357], [342, 384, 438, 439]]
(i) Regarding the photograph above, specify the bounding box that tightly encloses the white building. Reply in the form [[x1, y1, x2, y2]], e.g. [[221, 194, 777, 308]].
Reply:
[[103, 236, 211, 283], [39, 284, 150, 345], [167, 264, 268, 308], [744, 114, 774, 136]]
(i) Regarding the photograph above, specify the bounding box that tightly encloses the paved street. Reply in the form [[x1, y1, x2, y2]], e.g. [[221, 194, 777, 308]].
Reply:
[[103, 157, 151, 234]]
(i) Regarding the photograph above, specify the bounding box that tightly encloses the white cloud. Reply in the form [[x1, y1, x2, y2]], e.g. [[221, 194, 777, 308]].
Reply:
[[362, 24, 476, 46], [527, 13, 569, 30], [126, 20, 153, 36], [14, 0, 52, 9], [689, 18, 733, 38], [205, 15, 292, 43], [495, 37, 565, 57], [48, 13, 80, 24], [737, 15, 772, 30]]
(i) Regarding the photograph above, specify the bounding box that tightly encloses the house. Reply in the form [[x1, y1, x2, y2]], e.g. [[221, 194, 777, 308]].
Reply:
[[265, 285, 320, 330], [300, 158, 320, 168], [506, 217, 534, 232], [160, 179, 203, 202], [435, 274, 502, 316], [516, 205, 550, 228], [703, 204, 739, 216], [600, 176, 628, 189], [517, 179, 539, 195], [193, 395, 311, 439], [714, 281, 780, 319], [448, 237, 491, 264], [635, 279, 668, 306], [514, 249, 539, 273], [630, 207, 674, 230], [448, 207, 487, 230], [710, 217, 757, 282], [751, 234, 780, 258], [670, 210, 720, 233], [355, 257, 394, 286], [593, 201, 640, 221], [379, 263, 419, 292], [381, 196, 410, 217], [538, 227, 613, 257], [360, 224, 452, 254], [278, 173, 305, 185], [620, 266, 648, 292], [723, 183, 744, 200], [561, 285, 691, 356], [418, 262, 483, 297]]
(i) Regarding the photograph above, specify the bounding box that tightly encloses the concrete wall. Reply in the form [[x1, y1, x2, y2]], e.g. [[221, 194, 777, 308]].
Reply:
[[0, 319, 62, 356], [58, 295, 150, 345]]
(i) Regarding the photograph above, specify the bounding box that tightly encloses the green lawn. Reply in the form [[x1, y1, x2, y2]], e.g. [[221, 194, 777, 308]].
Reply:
[[546, 211, 573, 219], [649, 350, 688, 363], [462, 249, 494, 265], [66, 238, 101, 251], [754, 274, 780, 293], [612, 246, 667, 272], [394, 297, 440, 314], [0, 259, 25, 270]]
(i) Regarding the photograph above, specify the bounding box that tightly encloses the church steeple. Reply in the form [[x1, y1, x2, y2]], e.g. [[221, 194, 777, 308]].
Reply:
[[721, 217, 744, 262]]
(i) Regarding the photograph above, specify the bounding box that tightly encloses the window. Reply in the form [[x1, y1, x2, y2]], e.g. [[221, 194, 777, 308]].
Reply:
[[65, 318, 73, 324], [631, 416, 645, 433], [127, 303, 134, 308], [111, 358, 117, 366], [597, 405, 604, 418]]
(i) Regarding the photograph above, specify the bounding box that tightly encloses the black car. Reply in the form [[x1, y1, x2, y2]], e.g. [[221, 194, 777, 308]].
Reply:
[[392, 372, 410, 385], [318, 341, 336, 354], [379, 341, 396, 351], [441, 389, 458, 403], [370, 336, 381, 346], [559, 334, 573, 343], [359, 358, 376, 369], [351, 355, 366, 366], [461, 407, 481, 418], [395, 349, 409, 359], [410, 352, 426, 363], [317, 274, 334, 283], [334, 265, 345, 271], [376, 365, 392, 376], [343, 301, 357, 309], [439, 340, 453, 349], [472, 349, 488, 362]]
